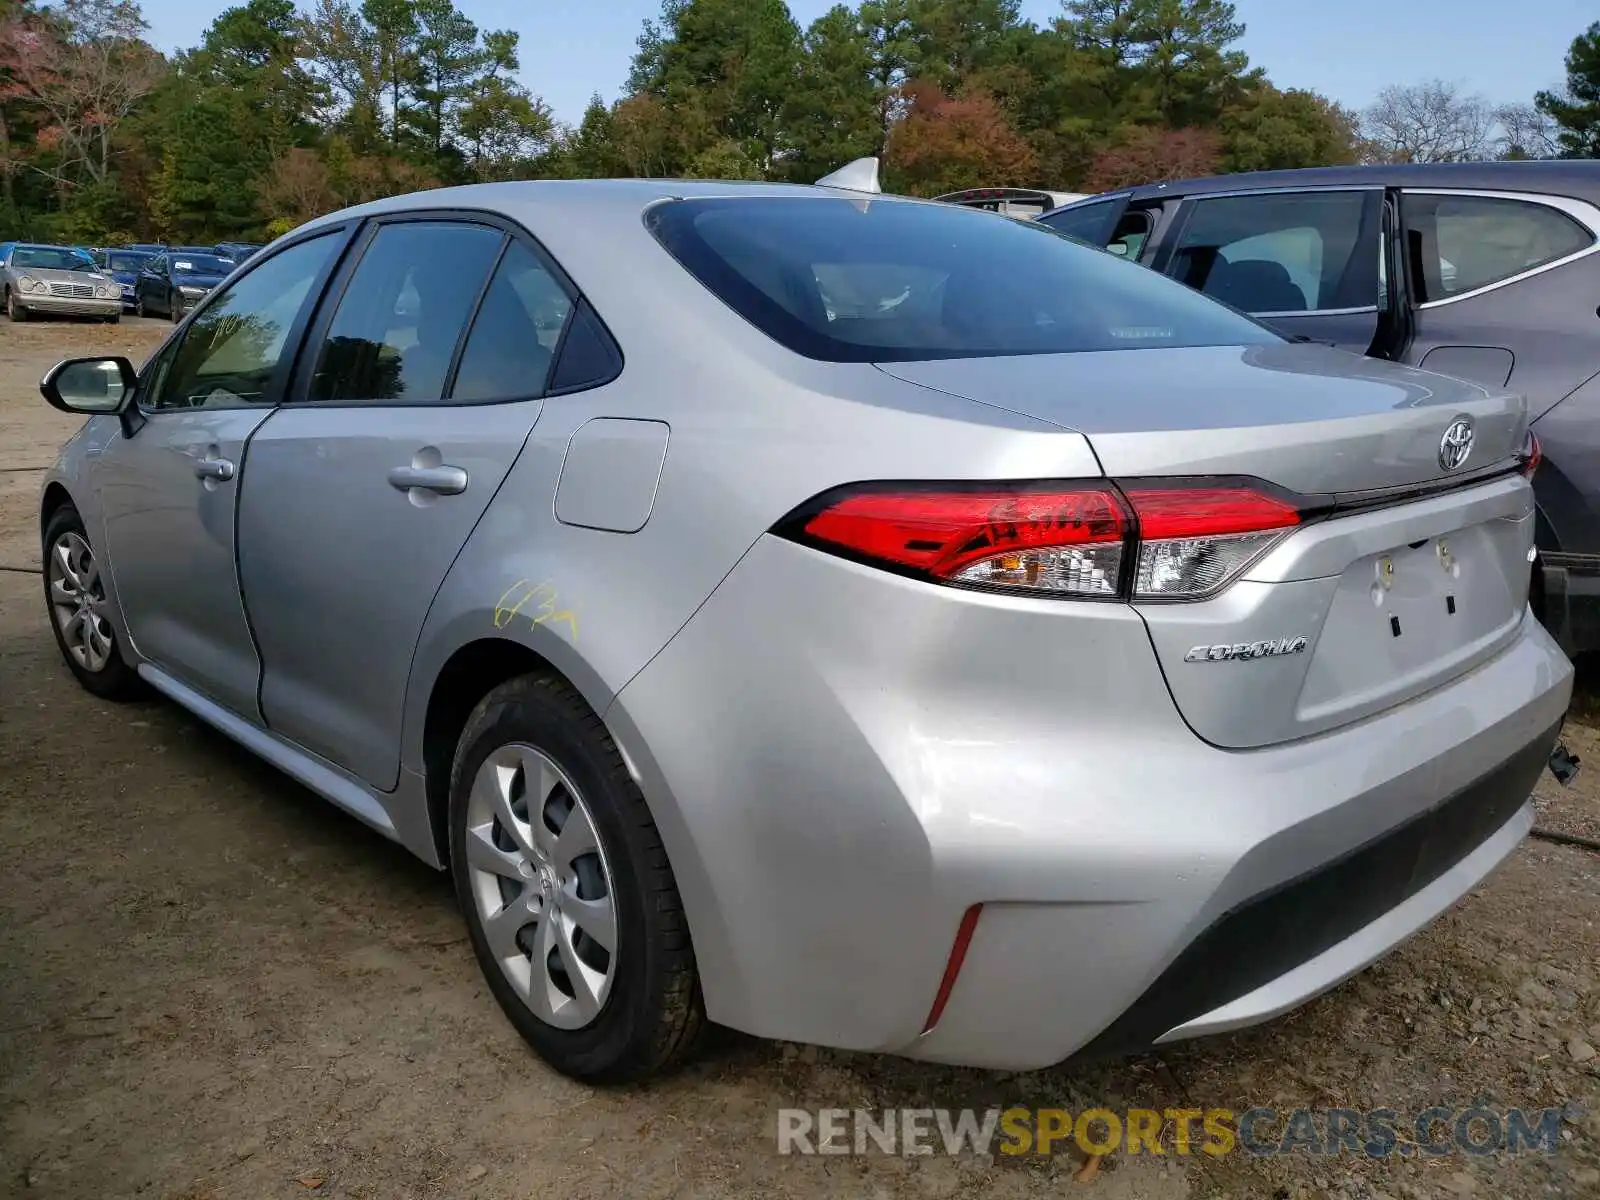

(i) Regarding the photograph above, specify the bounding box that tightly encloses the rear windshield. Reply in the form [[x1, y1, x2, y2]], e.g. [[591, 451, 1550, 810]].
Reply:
[[647, 197, 1280, 363]]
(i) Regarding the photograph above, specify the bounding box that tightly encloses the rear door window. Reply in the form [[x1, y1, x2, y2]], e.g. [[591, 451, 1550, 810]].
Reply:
[[1400, 193, 1594, 303], [307, 221, 503, 404], [1167, 191, 1374, 314], [648, 196, 1278, 363]]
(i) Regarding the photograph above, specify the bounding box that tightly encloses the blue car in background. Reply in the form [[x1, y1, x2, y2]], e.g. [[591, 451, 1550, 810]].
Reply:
[[101, 248, 154, 311]]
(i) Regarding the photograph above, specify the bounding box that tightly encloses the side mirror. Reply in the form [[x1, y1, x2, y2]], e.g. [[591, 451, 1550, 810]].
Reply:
[[41, 356, 138, 415]]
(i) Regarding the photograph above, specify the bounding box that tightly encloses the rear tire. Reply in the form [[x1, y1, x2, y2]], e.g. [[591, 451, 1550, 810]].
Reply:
[[449, 673, 705, 1083], [42, 504, 142, 701]]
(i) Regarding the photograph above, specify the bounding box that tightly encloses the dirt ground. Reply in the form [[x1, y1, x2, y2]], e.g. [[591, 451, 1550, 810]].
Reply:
[[1, 318, 1599, 1200]]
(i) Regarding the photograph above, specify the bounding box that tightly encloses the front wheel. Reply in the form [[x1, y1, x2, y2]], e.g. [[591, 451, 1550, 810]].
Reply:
[[449, 673, 704, 1083], [42, 504, 142, 700], [6, 289, 26, 322], [169, 291, 182, 323]]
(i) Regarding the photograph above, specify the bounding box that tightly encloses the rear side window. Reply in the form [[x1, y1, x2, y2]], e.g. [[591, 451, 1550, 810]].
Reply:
[[1401, 193, 1594, 303], [450, 240, 573, 402], [1168, 191, 1373, 314], [647, 197, 1278, 363], [308, 221, 503, 404]]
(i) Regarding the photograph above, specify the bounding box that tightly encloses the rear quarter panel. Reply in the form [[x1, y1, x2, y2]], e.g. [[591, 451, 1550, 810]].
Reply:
[[398, 192, 1105, 775]]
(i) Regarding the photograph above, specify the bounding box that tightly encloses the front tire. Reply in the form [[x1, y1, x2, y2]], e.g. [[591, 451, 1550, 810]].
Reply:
[[169, 291, 182, 323], [42, 504, 142, 700], [449, 673, 704, 1083], [7, 289, 26, 321]]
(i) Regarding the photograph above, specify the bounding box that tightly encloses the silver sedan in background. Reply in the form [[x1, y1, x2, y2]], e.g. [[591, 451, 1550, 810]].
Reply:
[[35, 180, 1571, 1083], [3, 242, 122, 322]]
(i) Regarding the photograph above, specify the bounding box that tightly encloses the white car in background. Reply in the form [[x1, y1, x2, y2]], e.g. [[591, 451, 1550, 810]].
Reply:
[[933, 186, 1091, 219]]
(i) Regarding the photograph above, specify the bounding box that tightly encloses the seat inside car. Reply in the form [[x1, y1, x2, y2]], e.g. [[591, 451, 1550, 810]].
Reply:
[[1204, 257, 1309, 314]]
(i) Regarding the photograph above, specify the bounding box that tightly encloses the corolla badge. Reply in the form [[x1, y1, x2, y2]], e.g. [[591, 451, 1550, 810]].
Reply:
[[1184, 637, 1309, 663], [1438, 418, 1475, 472]]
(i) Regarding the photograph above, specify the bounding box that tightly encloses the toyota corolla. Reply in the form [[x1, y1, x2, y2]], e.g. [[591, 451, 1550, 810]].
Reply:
[[36, 180, 1572, 1083]]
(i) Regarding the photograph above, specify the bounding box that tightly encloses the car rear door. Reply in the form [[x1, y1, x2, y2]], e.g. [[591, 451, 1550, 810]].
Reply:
[[1152, 186, 1385, 353], [1396, 187, 1600, 404], [235, 213, 579, 791]]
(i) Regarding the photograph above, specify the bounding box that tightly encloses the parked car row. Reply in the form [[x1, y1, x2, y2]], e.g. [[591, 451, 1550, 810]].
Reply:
[[0, 239, 263, 322], [35, 170, 1575, 1086]]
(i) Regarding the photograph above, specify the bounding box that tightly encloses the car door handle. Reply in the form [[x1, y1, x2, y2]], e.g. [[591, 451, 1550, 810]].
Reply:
[[387, 464, 468, 495], [194, 456, 235, 481]]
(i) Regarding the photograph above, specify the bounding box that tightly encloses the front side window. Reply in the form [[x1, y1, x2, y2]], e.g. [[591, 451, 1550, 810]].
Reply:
[[450, 240, 574, 402], [308, 221, 504, 404], [1402, 193, 1594, 303], [1168, 191, 1372, 315], [145, 233, 341, 412], [648, 197, 1278, 363]]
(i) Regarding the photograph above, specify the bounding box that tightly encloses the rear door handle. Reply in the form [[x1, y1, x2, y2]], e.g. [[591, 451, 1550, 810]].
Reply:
[[387, 464, 468, 495], [195, 456, 235, 481]]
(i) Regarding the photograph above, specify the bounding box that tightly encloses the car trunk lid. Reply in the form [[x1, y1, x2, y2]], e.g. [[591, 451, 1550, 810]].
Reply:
[[878, 343, 1536, 747]]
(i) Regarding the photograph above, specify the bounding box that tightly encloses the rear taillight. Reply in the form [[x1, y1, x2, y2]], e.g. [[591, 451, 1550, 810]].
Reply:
[[797, 484, 1128, 597], [1123, 484, 1300, 600], [1519, 430, 1542, 479], [779, 478, 1302, 602]]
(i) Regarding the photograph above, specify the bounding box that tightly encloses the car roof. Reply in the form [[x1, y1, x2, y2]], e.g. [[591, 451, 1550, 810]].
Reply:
[[296, 177, 936, 237], [1096, 160, 1600, 206]]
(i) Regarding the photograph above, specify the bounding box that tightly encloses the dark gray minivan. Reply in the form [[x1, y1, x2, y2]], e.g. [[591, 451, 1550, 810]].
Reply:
[[1041, 162, 1600, 655]]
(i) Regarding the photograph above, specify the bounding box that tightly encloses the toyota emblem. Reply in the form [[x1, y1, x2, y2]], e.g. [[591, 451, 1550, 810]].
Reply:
[[1438, 418, 1474, 472]]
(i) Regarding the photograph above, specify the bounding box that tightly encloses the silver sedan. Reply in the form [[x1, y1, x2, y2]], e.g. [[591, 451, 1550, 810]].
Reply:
[[35, 179, 1571, 1082], [2, 243, 122, 321]]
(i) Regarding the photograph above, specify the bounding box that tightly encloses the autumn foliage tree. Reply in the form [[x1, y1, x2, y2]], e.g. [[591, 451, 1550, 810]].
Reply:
[[885, 81, 1035, 194]]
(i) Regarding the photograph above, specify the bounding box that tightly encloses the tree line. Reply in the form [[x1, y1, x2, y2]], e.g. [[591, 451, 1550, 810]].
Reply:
[[2, 0, 1598, 246]]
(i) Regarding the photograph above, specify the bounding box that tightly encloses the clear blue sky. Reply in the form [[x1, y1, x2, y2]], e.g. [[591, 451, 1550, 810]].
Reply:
[[137, 0, 1594, 126]]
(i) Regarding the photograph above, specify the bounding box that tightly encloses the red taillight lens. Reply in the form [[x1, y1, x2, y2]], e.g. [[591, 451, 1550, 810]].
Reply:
[[797, 484, 1130, 597], [1520, 430, 1542, 479], [783, 478, 1305, 602]]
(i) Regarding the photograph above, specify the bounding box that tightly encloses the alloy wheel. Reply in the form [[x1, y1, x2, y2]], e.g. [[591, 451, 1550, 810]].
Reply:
[[464, 742, 618, 1030], [47, 531, 114, 672]]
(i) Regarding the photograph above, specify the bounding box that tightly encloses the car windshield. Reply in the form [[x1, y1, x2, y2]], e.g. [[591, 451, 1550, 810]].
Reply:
[[171, 254, 229, 275], [11, 246, 95, 272], [105, 252, 151, 272], [648, 197, 1282, 363]]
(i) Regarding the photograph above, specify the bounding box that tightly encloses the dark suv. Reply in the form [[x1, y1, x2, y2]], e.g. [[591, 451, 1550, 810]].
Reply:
[[1042, 162, 1600, 655]]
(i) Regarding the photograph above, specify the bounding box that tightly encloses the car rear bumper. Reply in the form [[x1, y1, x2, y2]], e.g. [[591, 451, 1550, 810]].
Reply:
[[610, 535, 1573, 1070], [15, 293, 121, 316]]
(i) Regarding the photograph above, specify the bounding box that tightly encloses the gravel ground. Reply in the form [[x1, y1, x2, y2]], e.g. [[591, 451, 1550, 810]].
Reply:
[[1, 318, 1598, 1199]]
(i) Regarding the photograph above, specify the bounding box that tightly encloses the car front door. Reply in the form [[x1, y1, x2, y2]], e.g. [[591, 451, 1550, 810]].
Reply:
[[1155, 187, 1385, 353], [236, 215, 576, 790], [95, 230, 350, 717]]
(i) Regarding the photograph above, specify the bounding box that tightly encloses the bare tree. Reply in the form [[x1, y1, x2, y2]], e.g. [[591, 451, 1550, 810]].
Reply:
[[1493, 100, 1560, 159], [1359, 79, 1494, 163]]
